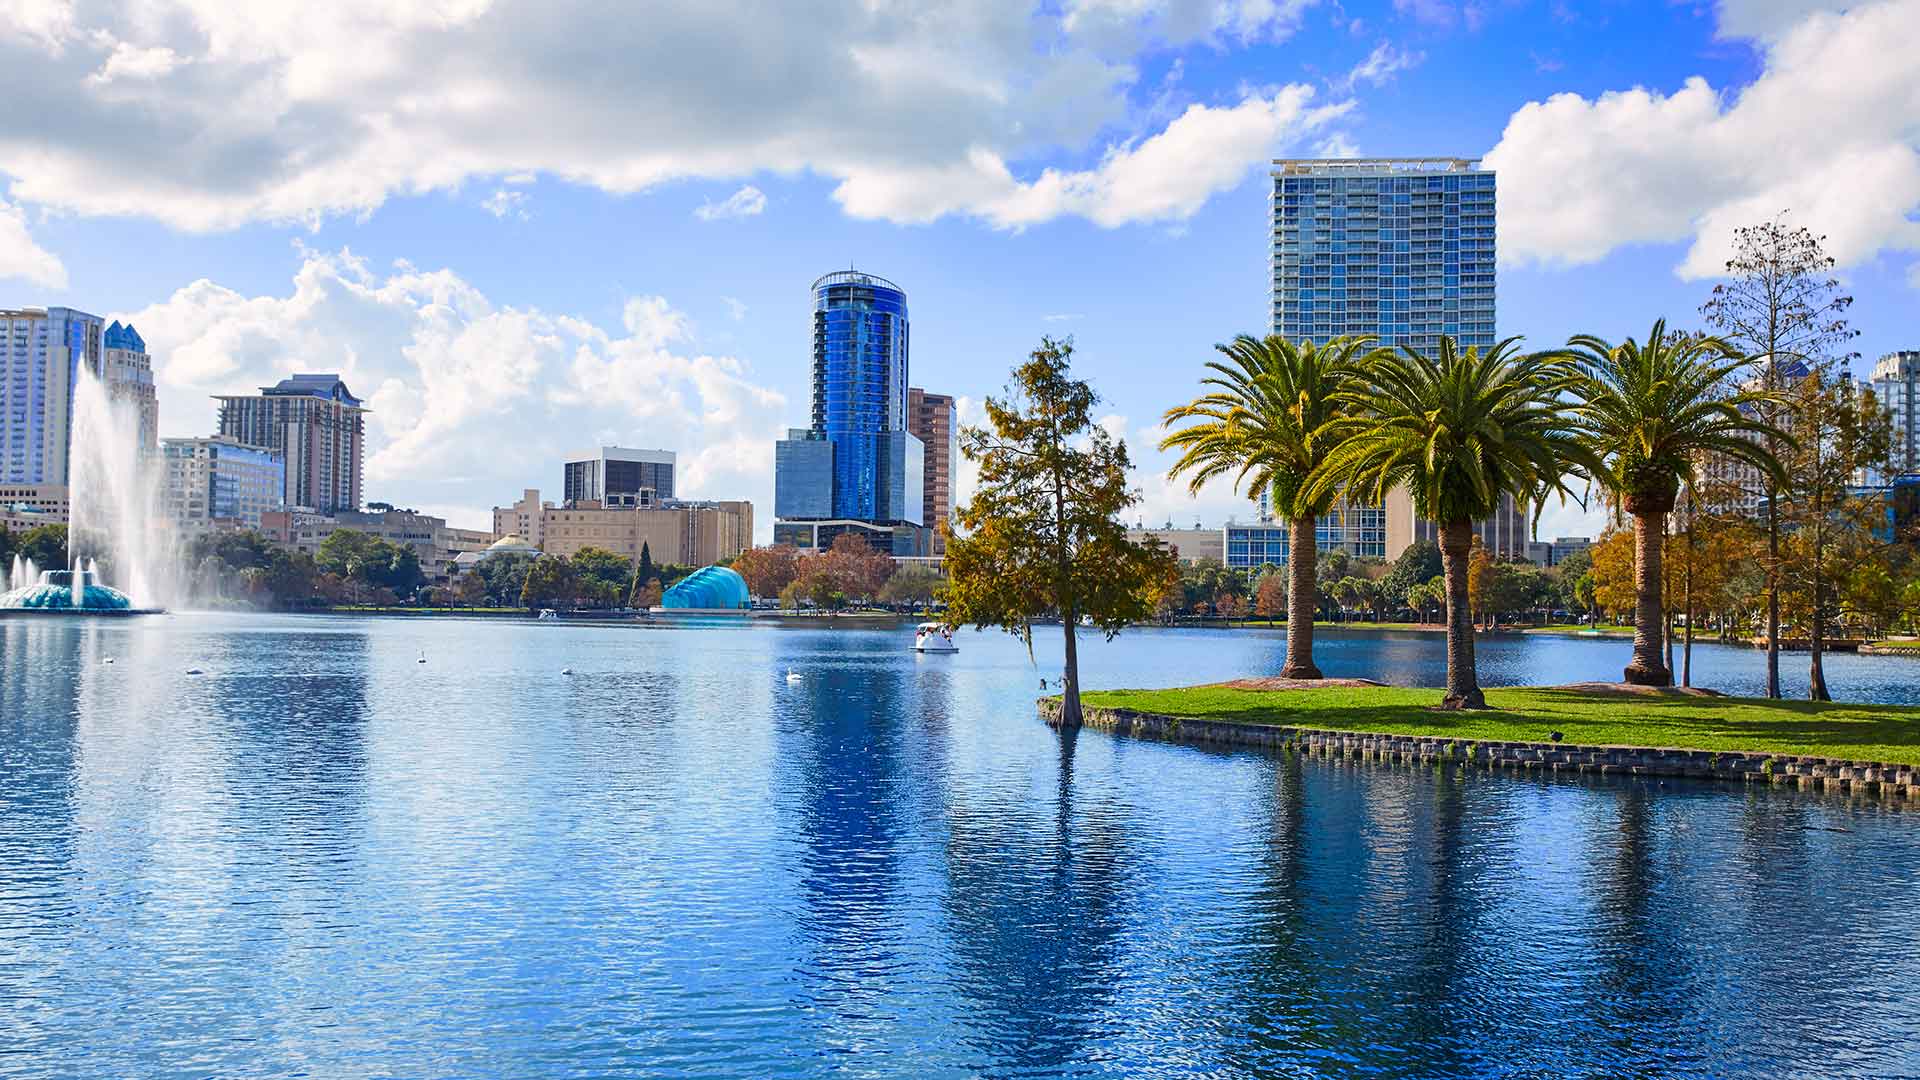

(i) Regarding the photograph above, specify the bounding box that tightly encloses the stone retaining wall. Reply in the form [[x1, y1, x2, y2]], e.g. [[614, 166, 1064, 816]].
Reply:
[[1039, 700, 1920, 801]]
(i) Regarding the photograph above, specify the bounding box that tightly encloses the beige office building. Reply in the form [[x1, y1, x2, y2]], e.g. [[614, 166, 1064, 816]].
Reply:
[[1126, 526, 1225, 564], [492, 488, 554, 548], [540, 501, 754, 566]]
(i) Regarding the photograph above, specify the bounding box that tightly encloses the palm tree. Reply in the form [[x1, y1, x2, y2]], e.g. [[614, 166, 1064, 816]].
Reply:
[[1310, 338, 1595, 708], [1161, 334, 1380, 679], [1564, 320, 1788, 686]]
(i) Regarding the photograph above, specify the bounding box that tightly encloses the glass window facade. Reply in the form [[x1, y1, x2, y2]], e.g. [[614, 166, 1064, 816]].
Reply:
[[1223, 501, 1387, 570], [778, 272, 925, 537], [1272, 161, 1495, 357], [813, 272, 910, 523], [774, 433, 834, 519], [0, 307, 103, 485], [563, 448, 675, 508]]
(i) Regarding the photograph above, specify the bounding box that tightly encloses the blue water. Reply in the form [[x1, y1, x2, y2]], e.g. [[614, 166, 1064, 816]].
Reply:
[[3, 615, 1918, 1078]]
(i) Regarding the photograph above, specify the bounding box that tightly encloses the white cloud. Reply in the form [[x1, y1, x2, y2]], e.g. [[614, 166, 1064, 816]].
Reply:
[[834, 87, 1351, 229], [0, 0, 1337, 234], [1488, 0, 1920, 276], [120, 248, 787, 534], [1715, 0, 1849, 39], [1314, 131, 1360, 158], [721, 296, 748, 321], [85, 40, 181, 84], [1340, 40, 1423, 89], [2, 0, 76, 52], [693, 185, 767, 222], [1042, 312, 1084, 322], [480, 188, 527, 219], [1062, 0, 1319, 47], [1393, 0, 1459, 26], [0, 199, 66, 287]]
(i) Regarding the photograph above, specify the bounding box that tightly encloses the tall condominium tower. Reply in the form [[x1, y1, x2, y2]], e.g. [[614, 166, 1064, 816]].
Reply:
[[214, 373, 366, 513], [563, 446, 675, 508], [0, 307, 102, 485], [774, 271, 925, 555], [1269, 158, 1526, 559], [1272, 158, 1496, 352], [1872, 351, 1920, 481], [102, 321, 157, 454], [906, 388, 956, 552]]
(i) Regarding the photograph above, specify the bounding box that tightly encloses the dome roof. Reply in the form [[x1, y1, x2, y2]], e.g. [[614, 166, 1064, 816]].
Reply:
[[485, 534, 540, 556], [661, 566, 750, 610]]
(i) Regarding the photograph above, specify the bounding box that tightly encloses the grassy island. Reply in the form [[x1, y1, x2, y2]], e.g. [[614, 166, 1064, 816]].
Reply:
[[1077, 684, 1920, 767]]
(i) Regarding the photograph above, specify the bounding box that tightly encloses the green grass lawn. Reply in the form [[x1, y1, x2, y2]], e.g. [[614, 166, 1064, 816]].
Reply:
[[1077, 685, 1920, 765]]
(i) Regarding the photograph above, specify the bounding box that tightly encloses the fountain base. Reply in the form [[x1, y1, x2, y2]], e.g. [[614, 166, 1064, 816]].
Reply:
[[0, 568, 163, 615]]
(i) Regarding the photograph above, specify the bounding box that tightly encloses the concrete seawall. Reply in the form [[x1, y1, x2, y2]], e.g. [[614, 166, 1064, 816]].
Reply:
[[1039, 699, 1920, 801]]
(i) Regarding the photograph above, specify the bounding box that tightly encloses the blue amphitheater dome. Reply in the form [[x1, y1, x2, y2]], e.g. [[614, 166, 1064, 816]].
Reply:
[[661, 566, 750, 610]]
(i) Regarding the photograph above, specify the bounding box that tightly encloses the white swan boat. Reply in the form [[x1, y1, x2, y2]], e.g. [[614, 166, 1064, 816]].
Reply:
[[913, 622, 958, 653]]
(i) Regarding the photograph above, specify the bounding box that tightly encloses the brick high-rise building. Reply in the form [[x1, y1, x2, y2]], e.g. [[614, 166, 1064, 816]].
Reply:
[[906, 388, 956, 552]]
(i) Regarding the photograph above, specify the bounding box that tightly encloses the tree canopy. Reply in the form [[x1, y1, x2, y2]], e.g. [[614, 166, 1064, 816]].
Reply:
[[942, 337, 1177, 726]]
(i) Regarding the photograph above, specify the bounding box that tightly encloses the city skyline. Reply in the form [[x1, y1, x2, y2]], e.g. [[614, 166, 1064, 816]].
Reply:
[[0, 0, 1916, 542]]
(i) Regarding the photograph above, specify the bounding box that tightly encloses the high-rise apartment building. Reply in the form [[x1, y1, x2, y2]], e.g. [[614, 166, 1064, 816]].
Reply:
[[1270, 158, 1523, 558], [906, 388, 956, 552], [161, 435, 286, 533], [774, 271, 926, 555], [214, 373, 367, 513], [102, 321, 157, 454], [1, 307, 101, 484], [1272, 158, 1496, 353], [1871, 351, 1920, 482], [563, 447, 675, 508], [0, 308, 160, 486]]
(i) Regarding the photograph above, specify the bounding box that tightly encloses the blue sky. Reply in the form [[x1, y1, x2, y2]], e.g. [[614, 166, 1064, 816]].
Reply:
[[2, 0, 1916, 541]]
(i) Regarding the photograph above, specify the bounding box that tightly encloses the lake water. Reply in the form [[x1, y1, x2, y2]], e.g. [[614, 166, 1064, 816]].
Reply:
[[4, 614, 1919, 1078]]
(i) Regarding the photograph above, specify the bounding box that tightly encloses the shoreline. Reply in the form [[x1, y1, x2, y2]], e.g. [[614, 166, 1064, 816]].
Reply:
[[1040, 689, 1920, 802]]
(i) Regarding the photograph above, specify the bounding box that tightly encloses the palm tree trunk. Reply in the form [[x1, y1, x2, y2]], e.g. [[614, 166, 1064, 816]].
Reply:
[[1624, 508, 1673, 686], [1437, 519, 1484, 709], [1282, 513, 1322, 679], [1682, 519, 1694, 689]]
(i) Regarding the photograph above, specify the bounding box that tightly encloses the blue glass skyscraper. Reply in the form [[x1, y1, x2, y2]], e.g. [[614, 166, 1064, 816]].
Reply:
[[812, 271, 914, 522], [774, 271, 925, 555]]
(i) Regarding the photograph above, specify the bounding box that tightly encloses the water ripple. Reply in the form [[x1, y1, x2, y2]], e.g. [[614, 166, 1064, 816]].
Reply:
[[1, 615, 1917, 1078]]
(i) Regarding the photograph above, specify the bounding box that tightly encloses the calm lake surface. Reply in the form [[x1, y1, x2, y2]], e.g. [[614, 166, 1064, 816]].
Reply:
[[4, 614, 1919, 1078]]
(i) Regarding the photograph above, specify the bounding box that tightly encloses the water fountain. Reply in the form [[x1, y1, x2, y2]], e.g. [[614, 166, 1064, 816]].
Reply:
[[1, 368, 170, 616]]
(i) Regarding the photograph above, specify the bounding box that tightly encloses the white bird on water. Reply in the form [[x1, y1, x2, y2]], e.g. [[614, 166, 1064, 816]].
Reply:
[[561, 667, 574, 676], [786, 668, 802, 683], [102, 657, 114, 665], [417, 650, 427, 664]]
